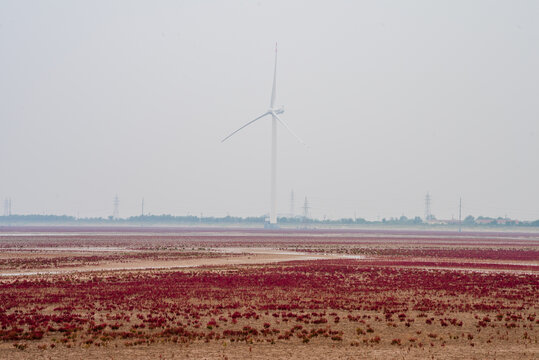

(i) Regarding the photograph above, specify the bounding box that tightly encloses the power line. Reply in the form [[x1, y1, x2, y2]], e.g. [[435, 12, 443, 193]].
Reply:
[[141, 198, 145, 217], [112, 195, 119, 220], [424, 192, 432, 221], [3, 198, 11, 216], [459, 197, 462, 232], [290, 190, 295, 217], [303, 196, 310, 220]]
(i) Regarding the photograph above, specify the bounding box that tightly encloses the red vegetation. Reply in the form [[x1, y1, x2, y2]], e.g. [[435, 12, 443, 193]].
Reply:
[[0, 259, 537, 348]]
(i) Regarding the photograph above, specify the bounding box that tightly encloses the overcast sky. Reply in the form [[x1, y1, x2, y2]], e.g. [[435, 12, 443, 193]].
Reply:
[[1, 1, 538, 221]]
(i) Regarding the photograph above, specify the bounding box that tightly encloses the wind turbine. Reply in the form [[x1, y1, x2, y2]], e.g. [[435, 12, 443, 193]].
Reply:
[[222, 44, 304, 227]]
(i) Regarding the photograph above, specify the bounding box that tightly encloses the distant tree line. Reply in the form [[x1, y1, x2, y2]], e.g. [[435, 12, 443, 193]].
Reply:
[[0, 214, 537, 227]]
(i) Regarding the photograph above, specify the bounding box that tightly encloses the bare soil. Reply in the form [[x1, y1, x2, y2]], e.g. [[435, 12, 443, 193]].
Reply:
[[0, 228, 537, 359]]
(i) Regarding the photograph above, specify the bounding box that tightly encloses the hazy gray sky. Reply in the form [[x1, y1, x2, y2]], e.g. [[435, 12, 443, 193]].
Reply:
[[1, 1, 538, 220]]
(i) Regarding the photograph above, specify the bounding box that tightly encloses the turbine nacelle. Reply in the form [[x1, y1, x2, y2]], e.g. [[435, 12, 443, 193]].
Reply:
[[271, 106, 284, 115]]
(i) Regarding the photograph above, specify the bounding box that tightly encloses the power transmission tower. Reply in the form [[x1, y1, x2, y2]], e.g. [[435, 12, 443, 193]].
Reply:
[[458, 197, 462, 233], [113, 195, 119, 220], [303, 197, 310, 220], [424, 192, 432, 221], [141, 198, 145, 217], [290, 190, 295, 217], [3, 198, 9, 216]]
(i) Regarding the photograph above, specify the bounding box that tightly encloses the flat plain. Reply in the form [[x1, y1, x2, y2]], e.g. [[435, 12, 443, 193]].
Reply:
[[0, 227, 537, 359]]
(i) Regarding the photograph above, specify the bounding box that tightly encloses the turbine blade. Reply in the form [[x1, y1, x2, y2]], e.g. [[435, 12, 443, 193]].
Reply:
[[221, 112, 270, 142], [270, 43, 277, 108], [273, 113, 306, 146]]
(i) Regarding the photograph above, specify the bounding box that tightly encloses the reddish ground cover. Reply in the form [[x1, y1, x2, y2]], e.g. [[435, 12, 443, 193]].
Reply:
[[297, 247, 539, 261], [0, 227, 537, 359], [0, 251, 224, 271], [0, 260, 537, 359]]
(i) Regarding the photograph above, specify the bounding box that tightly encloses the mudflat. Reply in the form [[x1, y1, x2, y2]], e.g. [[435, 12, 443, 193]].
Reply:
[[0, 227, 537, 359]]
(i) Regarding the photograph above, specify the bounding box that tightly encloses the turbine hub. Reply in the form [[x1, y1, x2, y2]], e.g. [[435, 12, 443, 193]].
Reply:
[[272, 106, 284, 115]]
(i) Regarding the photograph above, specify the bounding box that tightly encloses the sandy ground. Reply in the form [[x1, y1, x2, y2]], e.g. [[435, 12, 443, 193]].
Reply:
[[1, 246, 535, 276], [0, 251, 340, 276], [1, 341, 537, 360], [0, 228, 537, 359]]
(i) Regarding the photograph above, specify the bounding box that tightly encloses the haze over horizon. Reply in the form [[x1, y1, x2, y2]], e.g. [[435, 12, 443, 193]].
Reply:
[[1, 1, 538, 221]]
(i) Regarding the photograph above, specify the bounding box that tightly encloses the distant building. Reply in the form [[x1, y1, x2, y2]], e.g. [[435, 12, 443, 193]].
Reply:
[[475, 218, 495, 225], [495, 218, 519, 225], [425, 219, 446, 225]]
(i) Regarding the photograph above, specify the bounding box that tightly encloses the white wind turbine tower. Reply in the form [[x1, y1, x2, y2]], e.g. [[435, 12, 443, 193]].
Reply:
[[222, 44, 304, 227]]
